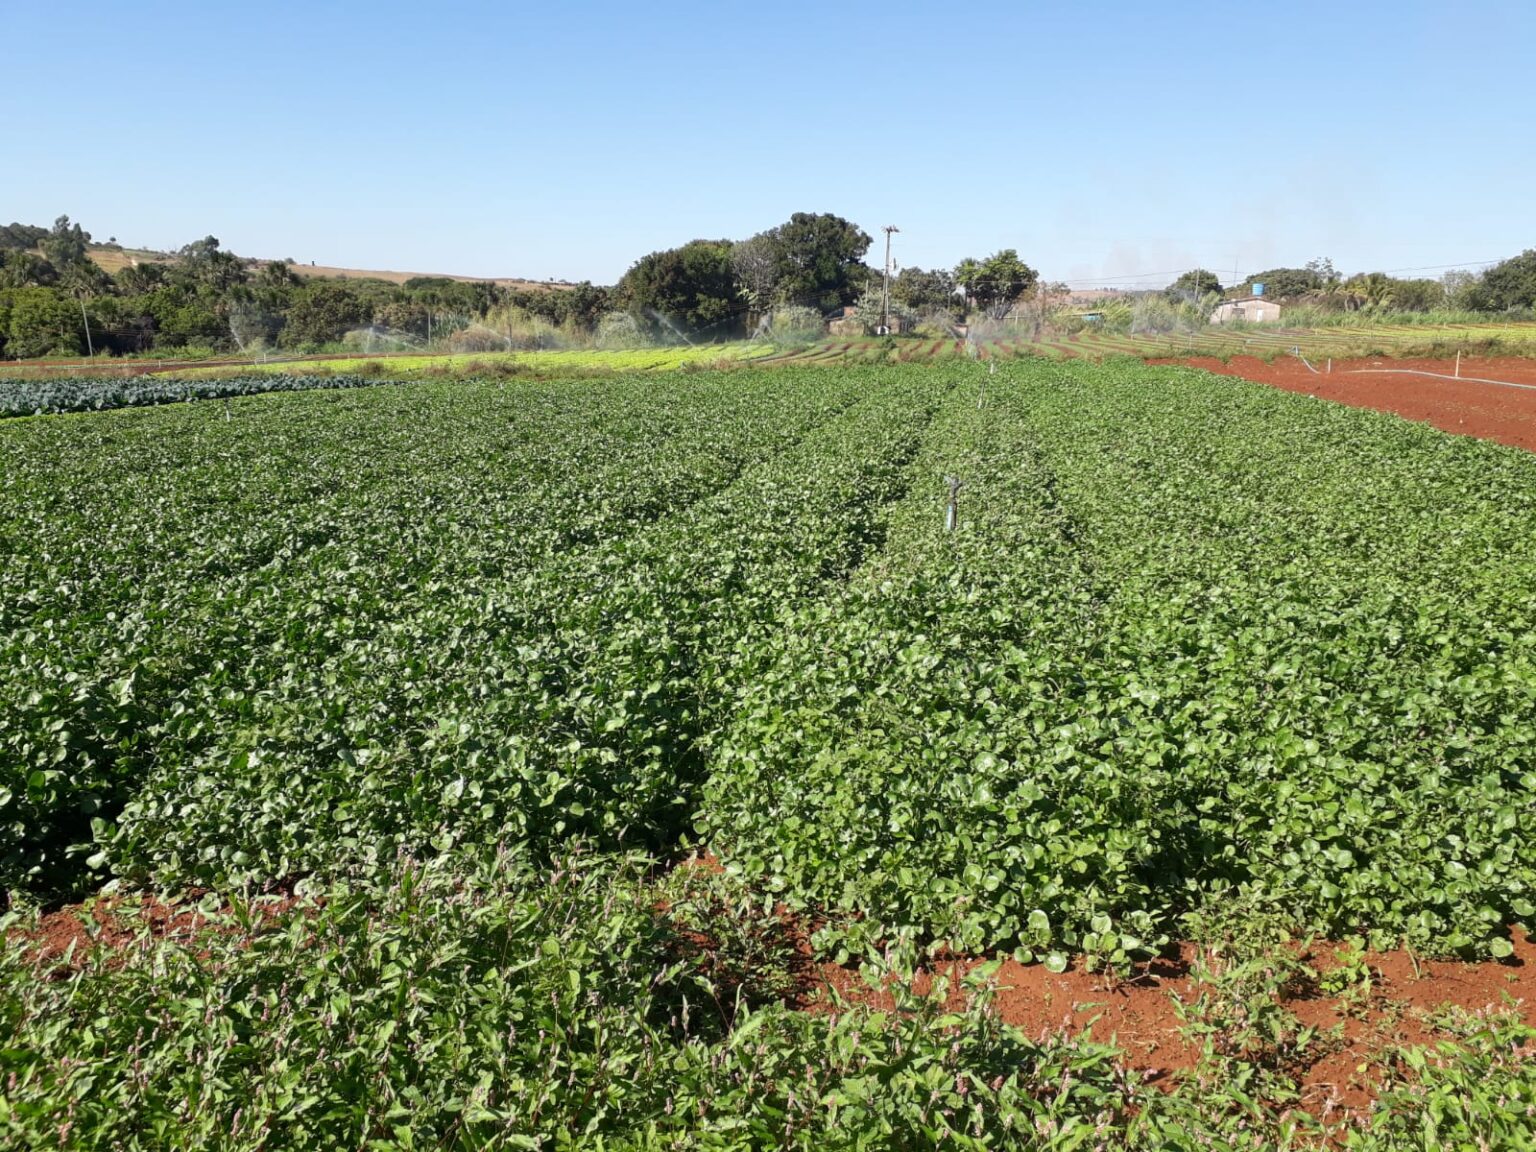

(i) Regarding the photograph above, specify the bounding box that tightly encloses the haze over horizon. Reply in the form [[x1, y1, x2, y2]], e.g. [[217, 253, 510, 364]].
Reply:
[[6, 0, 1531, 288]]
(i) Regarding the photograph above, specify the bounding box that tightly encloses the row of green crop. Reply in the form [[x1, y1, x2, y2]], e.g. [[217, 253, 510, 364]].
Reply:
[[6, 360, 1536, 958], [1, 366, 948, 901], [700, 381, 1141, 961], [0, 371, 864, 899], [11, 852, 1535, 1149], [160, 343, 781, 380], [1029, 363, 1536, 954], [0, 372, 421, 417], [109, 371, 940, 889], [701, 360, 1536, 958]]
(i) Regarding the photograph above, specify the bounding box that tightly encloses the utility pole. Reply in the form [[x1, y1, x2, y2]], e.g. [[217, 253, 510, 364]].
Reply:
[[881, 225, 900, 334], [79, 296, 94, 357]]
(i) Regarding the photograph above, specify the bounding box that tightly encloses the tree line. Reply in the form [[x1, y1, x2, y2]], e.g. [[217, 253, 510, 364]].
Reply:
[[5, 212, 1533, 359], [0, 218, 613, 360], [0, 213, 1045, 357], [615, 217, 1040, 338], [1166, 255, 1536, 313]]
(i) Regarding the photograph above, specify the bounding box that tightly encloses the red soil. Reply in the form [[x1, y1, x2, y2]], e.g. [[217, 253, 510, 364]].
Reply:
[[15, 879, 1534, 1132], [813, 928, 1536, 1129], [1155, 355, 1536, 452], [21, 891, 302, 974]]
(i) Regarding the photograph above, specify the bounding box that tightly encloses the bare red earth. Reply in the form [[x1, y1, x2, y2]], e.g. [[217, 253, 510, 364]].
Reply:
[[813, 929, 1536, 1130], [1155, 355, 1536, 452], [15, 883, 1535, 1134], [22, 892, 302, 974]]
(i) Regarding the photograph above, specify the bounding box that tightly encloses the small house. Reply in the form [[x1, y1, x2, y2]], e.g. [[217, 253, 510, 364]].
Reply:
[[827, 306, 905, 336], [1210, 298, 1283, 324], [827, 306, 863, 336]]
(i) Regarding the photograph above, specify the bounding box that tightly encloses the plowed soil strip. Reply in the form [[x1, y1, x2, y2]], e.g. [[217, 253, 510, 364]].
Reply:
[[1154, 355, 1536, 453]]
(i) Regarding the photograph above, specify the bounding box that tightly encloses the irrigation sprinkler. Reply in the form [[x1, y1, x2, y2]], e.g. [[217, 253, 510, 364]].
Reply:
[[944, 475, 963, 532]]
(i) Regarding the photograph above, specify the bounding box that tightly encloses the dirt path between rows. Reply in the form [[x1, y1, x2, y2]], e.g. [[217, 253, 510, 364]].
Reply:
[[817, 929, 1535, 1126], [16, 881, 1535, 1135], [1154, 355, 1536, 452]]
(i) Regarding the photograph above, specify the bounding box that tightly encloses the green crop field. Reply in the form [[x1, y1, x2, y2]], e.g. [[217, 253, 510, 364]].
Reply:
[[763, 320, 1536, 366], [6, 317, 1535, 389], [165, 344, 778, 379], [5, 360, 1536, 1147]]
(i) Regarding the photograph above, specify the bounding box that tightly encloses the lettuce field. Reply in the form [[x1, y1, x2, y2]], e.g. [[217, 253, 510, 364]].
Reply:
[[5, 360, 1536, 1147]]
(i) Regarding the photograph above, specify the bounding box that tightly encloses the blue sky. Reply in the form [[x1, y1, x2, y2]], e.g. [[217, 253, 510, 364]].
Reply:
[[5, 0, 1532, 287]]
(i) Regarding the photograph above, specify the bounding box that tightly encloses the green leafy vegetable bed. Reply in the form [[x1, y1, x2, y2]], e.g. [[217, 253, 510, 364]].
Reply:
[[5, 360, 1536, 1145], [4, 361, 1535, 950], [0, 372, 408, 417]]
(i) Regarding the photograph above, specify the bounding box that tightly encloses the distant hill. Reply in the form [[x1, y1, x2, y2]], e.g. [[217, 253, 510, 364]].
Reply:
[[84, 244, 571, 292]]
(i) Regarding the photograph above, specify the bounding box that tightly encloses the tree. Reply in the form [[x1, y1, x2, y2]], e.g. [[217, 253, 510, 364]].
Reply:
[[176, 236, 248, 294], [115, 261, 169, 295], [851, 289, 913, 331], [730, 233, 782, 316], [1340, 272, 1397, 311], [1388, 278, 1444, 312], [1165, 269, 1223, 302], [137, 284, 227, 348], [954, 249, 1039, 318], [41, 216, 90, 271], [1305, 257, 1342, 286], [0, 250, 59, 289], [615, 240, 744, 339], [764, 213, 872, 313], [0, 222, 49, 251], [1475, 250, 1536, 312], [1241, 267, 1323, 301], [4, 287, 84, 358], [258, 260, 302, 291], [282, 282, 370, 347], [891, 266, 960, 318], [560, 281, 611, 330], [1442, 269, 1483, 311]]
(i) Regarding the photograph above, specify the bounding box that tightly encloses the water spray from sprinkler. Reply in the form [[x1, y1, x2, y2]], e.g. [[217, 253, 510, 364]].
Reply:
[[648, 311, 695, 347]]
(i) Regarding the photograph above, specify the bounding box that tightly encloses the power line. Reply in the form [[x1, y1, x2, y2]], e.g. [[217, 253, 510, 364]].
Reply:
[[1344, 258, 1502, 275]]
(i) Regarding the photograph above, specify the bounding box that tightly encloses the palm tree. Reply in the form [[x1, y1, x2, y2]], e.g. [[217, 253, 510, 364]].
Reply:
[[1341, 273, 1396, 312]]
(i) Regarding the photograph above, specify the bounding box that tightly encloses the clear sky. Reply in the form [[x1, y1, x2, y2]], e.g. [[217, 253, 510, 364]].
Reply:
[[5, 0, 1532, 288]]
